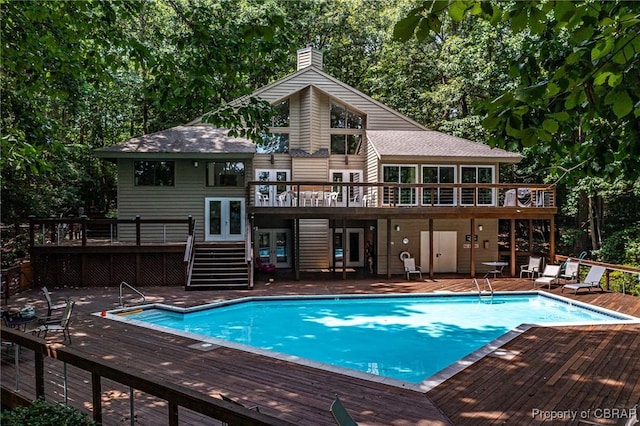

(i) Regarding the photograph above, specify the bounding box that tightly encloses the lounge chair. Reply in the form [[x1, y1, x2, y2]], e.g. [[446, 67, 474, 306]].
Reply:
[[32, 298, 74, 344], [562, 266, 606, 294], [403, 258, 422, 281], [533, 264, 561, 289], [42, 286, 67, 319], [330, 395, 358, 426], [255, 257, 275, 273], [559, 260, 579, 283], [520, 256, 542, 280]]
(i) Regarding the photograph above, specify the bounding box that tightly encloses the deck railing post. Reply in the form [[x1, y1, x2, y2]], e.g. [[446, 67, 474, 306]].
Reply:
[[92, 373, 103, 424], [28, 215, 35, 252], [135, 215, 141, 246], [81, 215, 88, 247], [188, 215, 194, 236], [35, 351, 45, 398], [168, 402, 179, 426]]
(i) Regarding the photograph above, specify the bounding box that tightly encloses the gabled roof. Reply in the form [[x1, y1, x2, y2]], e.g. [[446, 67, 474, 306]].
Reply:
[[367, 130, 522, 163], [95, 125, 255, 159]]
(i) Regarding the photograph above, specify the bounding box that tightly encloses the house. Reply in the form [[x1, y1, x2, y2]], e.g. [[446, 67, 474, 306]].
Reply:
[[96, 47, 557, 288]]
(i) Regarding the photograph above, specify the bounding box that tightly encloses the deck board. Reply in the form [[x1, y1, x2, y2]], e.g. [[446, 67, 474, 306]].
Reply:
[[2, 275, 639, 425]]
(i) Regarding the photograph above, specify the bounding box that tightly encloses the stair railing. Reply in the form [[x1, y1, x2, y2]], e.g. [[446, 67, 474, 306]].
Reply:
[[183, 219, 197, 288]]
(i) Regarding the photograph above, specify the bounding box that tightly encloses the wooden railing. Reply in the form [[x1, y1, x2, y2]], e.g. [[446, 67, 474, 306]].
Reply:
[[556, 254, 640, 294], [0, 327, 296, 425], [247, 181, 556, 209], [28, 215, 195, 247]]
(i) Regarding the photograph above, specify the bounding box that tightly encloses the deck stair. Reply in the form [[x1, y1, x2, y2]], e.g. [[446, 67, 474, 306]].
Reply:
[[188, 242, 249, 289]]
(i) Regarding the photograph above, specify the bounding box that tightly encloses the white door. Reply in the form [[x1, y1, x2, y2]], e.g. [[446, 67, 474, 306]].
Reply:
[[256, 229, 291, 268], [255, 169, 290, 206], [420, 231, 457, 273], [205, 197, 245, 241], [330, 170, 363, 206], [331, 228, 364, 267]]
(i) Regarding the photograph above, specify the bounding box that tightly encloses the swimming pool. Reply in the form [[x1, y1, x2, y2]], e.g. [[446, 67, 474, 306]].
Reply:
[[104, 292, 638, 391]]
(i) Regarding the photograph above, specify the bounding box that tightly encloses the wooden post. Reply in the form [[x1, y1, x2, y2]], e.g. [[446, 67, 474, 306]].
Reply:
[[81, 216, 88, 247], [28, 216, 35, 252], [295, 219, 300, 281], [92, 373, 102, 424], [510, 218, 516, 277], [169, 402, 179, 426], [386, 219, 392, 279], [429, 219, 434, 280], [342, 219, 347, 280], [549, 215, 556, 263], [135, 215, 141, 246], [187, 215, 194, 236], [35, 351, 45, 398], [470, 218, 476, 277]]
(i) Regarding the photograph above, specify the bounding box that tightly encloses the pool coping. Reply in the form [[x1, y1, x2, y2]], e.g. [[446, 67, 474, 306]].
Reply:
[[96, 291, 640, 393]]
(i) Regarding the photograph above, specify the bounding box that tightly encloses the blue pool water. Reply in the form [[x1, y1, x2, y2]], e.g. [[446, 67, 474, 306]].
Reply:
[[117, 293, 634, 384]]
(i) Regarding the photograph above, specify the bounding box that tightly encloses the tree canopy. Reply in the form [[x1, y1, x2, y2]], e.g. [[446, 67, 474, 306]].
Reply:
[[395, 0, 640, 183]]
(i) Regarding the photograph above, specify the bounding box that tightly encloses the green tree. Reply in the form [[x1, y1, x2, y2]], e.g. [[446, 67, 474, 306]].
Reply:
[[395, 0, 640, 182]]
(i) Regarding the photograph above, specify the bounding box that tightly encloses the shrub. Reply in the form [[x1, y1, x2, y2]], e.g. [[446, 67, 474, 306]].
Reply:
[[0, 398, 99, 426]]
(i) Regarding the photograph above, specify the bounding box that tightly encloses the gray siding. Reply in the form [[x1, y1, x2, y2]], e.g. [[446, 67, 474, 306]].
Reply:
[[292, 157, 328, 180], [299, 219, 329, 269], [117, 159, 249, 242]]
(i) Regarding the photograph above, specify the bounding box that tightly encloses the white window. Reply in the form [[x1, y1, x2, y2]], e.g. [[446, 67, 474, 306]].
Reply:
[[460, 166, 495, 205], [382, 165, 417, 206], [422, 165, 456, 205]]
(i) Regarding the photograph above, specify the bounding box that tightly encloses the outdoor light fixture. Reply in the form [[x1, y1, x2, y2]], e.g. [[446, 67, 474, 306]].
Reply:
[[395, 225, 400, 232], [478, 224, 483, 232], [270, 154, 275, 164], [193, 160, 199, 168]]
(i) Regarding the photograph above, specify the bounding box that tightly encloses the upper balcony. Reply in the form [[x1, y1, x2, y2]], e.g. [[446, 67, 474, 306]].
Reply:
[[247, 181, 557, 219]]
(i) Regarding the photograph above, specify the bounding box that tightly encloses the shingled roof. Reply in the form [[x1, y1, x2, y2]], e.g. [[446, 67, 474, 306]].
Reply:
[[95, 125, 255, 158], [367, 130, 522, 163]]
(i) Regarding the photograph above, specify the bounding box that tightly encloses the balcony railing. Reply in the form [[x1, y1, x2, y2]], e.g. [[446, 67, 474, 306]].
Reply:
[[247, 181, 556, 209]]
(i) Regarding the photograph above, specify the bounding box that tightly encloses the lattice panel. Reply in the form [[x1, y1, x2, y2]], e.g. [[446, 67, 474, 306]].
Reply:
[[58, 254, 82, 286], [140, 254, 165, 286], [112, 254, 136, 285], [166, 255, 185, 285], [86, 255, 112, 287]]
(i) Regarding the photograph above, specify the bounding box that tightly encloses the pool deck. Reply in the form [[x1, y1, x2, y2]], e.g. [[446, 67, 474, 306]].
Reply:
[[2, 274, 640, 425]]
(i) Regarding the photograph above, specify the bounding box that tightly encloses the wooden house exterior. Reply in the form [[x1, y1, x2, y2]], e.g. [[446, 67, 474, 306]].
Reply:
[[95, 47, 556, 288]]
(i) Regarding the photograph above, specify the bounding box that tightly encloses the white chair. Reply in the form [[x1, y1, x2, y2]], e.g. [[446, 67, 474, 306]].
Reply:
[[403, 258, 422, 281], [520, 256, 542, 280], [327, 192, 339, 206], [256, 192, 269, 206], [560, 261, 579, 282], [562, 266, 606, 294], [287, 190, 298, 206], [277, 192, 288, 207], [533, 264, 561, 289]]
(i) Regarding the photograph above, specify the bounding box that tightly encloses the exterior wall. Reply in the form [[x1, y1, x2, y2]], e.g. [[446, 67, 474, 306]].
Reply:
[[375, 218, 500, 276], [299, 219, 329, 269], [292, 157, 329, 180], [117, 158, 250, 242]]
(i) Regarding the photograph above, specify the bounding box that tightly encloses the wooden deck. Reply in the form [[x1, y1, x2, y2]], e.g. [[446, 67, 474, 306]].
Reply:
[[2, 274, 639, 425]]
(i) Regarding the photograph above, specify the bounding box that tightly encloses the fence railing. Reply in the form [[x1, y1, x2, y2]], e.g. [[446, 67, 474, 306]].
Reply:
[[247, 181, 556, 209], [556, 254, 640, 294], [28, 215, 195, 247], [0, 327, 296, 426]]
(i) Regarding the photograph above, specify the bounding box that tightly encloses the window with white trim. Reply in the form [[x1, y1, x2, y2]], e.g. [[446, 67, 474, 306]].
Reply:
[[382, 165, 417, 205], [422, 165, 456, 205], [460, 165, 494, 205]]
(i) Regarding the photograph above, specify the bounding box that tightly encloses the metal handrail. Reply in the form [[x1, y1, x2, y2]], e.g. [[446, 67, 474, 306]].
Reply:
[[119, 281, 146, 308], [472, 278, 494, 301]]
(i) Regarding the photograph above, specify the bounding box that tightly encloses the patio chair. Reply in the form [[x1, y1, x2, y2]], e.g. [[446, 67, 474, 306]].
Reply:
[[42, 286, 67, 319], [330, 395, 358, 426], [403, 258, 422, 281], [559, 260, 579, 283], [220, 394, 260, 426], [256, 192, 269, 206], [287, 190, 298, 206], [32, 298, 74, 344], [533, 264, 561, 289], [562, 266, 606, 294], [277, 192, 289, 207], [519, 256, 542, 280]]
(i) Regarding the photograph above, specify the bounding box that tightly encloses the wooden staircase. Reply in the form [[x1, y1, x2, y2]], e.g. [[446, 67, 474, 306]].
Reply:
[[187, 242, 250, 289]]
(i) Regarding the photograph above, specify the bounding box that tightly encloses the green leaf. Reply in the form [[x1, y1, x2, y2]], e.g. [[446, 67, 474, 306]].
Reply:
[[393, 14, 421, 41], [542, 118, 559, 134], [591, 37, 614, 61], [550, 111, 570, 122], [612, 90, 633, 119], [449, 1, 468, 22]]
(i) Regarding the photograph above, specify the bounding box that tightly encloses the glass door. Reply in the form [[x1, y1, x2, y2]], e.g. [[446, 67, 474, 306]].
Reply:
[[256, 229, 291, 267], [330, 170, 363, 206], [255, 169, 290, 206], [205, 197, 245, 241], [331, 228, 364, 267]]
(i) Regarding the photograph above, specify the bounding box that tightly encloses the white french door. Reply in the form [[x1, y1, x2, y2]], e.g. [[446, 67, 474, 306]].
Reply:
[[255, 169, 290, 206], [256, 229, 291, 268], [204, 197, 245, 241], [330, 170, 363, 206], [330, 228, 364, 267]]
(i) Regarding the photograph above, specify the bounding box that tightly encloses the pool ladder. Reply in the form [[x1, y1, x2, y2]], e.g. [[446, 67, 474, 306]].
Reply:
[[119, 281, 146, 308], [472, 278, 494, 303]]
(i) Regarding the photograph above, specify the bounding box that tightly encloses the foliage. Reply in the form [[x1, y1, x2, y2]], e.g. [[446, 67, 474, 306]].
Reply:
[[0, 398, 99, 426], [594, 227, 640, 265], [395, 0, 640, 183]]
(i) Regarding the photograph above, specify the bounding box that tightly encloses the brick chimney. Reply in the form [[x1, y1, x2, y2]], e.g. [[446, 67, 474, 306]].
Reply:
[[297, 46, 323, 71]]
